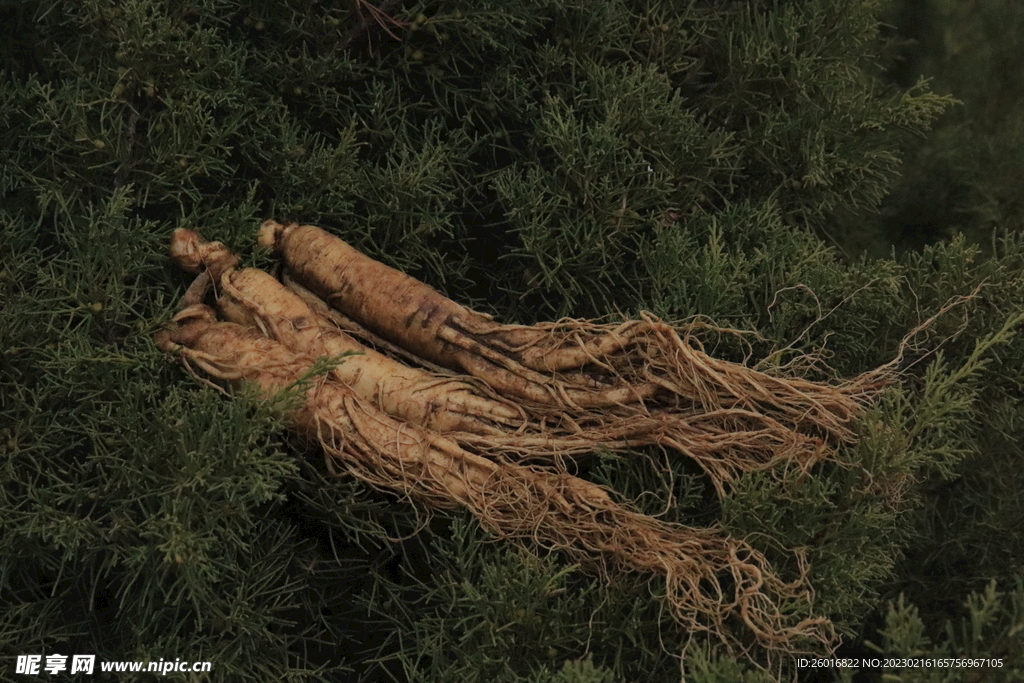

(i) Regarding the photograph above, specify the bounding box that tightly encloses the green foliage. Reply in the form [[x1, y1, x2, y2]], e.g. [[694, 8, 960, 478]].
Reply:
[[1, 0, 1022, 681], [864, 579, 1024, 682], [867, 0, 1024, 254]]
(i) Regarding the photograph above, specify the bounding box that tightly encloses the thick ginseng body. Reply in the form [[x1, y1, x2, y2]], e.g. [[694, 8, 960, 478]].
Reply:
[[214, 266, 523, 434], [259, 220, 472, 368]]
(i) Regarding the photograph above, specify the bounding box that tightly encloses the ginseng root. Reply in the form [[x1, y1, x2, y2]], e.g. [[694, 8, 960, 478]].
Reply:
[[155, 298, 835, 656], [173, 229, 836, 492], [257, 220, 883, 445]]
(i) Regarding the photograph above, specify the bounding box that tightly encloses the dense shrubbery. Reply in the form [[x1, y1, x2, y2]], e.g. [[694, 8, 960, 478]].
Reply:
[[1, 0, 1020, 681]]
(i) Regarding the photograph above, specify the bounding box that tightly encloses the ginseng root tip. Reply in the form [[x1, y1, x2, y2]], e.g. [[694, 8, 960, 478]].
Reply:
[[170, 228, 204, 273], [257, 220, 285, 251]]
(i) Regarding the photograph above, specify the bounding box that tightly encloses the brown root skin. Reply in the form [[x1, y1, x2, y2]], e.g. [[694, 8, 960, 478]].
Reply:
[[282, 271, 458, 374], [167, 237, 683, 465]]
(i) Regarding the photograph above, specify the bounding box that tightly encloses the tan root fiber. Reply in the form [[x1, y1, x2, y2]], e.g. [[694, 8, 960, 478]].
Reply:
[[156, 295, 835, 657]]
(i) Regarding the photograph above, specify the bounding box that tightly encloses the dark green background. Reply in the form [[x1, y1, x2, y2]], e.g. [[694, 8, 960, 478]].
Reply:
[[2, 1, 1022, 681]]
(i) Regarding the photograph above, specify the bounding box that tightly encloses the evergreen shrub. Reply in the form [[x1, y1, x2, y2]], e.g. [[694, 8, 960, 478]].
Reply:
[[1, 0, 1021, 681]]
